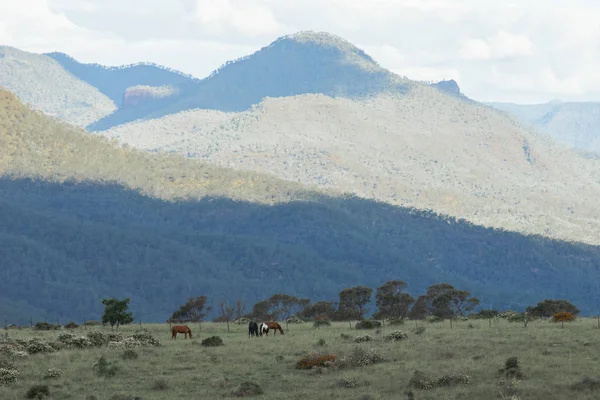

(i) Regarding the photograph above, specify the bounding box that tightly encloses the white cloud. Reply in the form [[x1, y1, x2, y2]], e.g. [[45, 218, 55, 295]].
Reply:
[[0, 0, 598, 103], [460, 31, 535, 61], [194, 0, 286, 37]]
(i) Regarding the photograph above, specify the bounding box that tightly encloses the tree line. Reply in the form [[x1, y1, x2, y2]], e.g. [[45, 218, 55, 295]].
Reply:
[[99, 281, 580, 330]]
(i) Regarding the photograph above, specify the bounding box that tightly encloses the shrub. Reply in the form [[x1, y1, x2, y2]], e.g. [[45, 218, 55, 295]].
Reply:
[[408, 370, 470, 390], [87, 330, 108, 347], [201, 336, 224, 347], [231, 381, 264, 397], [26, 339, 55, 354], [552, 312, 576, 323], [340, 333, 351, 340], [286, 315, 304, 324], [43, 368, 63, 379], [571, 377, 600, 392], [383, 330, 408, 342], [64, 322, 79, 329], [499, 357, 523, 379], [152, 378, 169, 391], [92, 356, 119, 378], [355, 320, 382, 330], [316, 338, 327, 347], [122, 350, 139, 360], [336, 374, 359, 388], [0, 367, 20, 385], [0, 357, 15, 370], [57, 333, 77, 343], [25, 384, 50, 399], [296, 353, 337, 369], [83, 320, 101, 326], [354, 334, 373, 343], [340, 347, 384, 367], [130, 329, 160, 347], [313, 320, 331, 329], [33, 322, 60, 331]]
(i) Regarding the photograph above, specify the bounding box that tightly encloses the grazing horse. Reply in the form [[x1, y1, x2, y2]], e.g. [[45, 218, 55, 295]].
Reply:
[[249, 321, 259, 337], [263, 321, 284, 336], [259, 322, 269, 336], [171, 325, 192, 339]]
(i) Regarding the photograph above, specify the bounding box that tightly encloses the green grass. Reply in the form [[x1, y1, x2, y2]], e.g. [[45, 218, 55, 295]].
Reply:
[[2, 319, 600, 399]]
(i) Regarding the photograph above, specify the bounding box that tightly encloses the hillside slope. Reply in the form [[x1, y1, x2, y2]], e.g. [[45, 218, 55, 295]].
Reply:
[[0, 46, 116, 127], [3, 88, 600, 323], [45, 52, 199, 107], [103, 87, 600, 246], [489, 101, 600, 153], [87, 31, 411, 131]]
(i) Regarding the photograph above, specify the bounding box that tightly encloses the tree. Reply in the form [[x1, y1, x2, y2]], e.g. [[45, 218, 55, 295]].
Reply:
[[234, 299, 245, 321], [337, 286, 373, 323], [217, 300, 235, 332], [423, 283, 479, 318], [300, 301, 338, 320], [169, 296, 211, 328], [526, 299, 580, 318], [101, 298, 133, 331], [373, 280, 415, 321], [250, 294, 311, 321], [407, 296, 427, 320]]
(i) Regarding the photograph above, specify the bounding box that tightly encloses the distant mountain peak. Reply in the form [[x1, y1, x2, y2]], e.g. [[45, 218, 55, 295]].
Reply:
[[270, 30, 383, 73]]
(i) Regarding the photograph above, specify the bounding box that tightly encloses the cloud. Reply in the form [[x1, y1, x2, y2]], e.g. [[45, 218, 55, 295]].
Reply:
[[0, 0, 599, 103], [194, 0, 287, 37], [459, 31, 536, 61]]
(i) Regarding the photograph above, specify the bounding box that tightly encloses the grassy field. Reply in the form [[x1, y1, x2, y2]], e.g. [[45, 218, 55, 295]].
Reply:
[[2, 319, 600, 399]]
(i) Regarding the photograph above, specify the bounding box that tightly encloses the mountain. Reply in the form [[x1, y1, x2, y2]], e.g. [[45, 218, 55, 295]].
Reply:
[[0, 46, 116, 127], [103, 85, 600, 246], [86, 31, 411, 131], [489, 101, 600, 154], [45, 51, 199, 107], [4, 88, 600, 323]]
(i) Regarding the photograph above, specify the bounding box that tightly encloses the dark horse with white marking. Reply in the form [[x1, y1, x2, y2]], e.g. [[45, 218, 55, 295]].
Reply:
[[248, 321, 259, 337]]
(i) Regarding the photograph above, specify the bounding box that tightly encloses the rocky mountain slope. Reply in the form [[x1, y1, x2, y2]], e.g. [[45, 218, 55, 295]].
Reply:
[[4, 88, 600, 322], [489, 100, 600, 154], [103, 84, 600, 246], [0, 46, 116, 127]]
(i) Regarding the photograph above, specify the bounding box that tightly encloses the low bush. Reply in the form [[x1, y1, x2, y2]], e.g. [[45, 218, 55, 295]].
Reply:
[[43, 368, 62, 379], [354, 334, 373, 343], [383, 330, 408, 342], [355, 320, 382, 330], [25, 384, 50, 399], [0, 367, 20, 385], [201, 336, 224, 347], [93, 356, 119, 378], [296, 353, 336, 369], [231, 381, 264, 397]]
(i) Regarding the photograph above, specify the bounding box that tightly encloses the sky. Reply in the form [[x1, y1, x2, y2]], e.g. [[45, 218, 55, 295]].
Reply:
[[1, 0, 599, 104]]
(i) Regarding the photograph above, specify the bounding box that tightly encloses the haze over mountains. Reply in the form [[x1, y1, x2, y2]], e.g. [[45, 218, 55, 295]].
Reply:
[[489, 100, 600, 154]]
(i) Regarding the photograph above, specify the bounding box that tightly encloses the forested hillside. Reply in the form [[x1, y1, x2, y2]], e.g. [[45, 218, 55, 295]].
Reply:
[[0, 46, 116, 127], [2, 88, 600, 323]]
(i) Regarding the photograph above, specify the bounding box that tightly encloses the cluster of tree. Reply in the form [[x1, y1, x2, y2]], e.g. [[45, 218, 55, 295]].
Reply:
[[102, 283, 581, 331]]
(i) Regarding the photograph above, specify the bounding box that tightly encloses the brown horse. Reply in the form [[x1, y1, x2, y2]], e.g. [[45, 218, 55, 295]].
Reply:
[[263, 321, 284, 336], [171, 325, 192, 339]]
